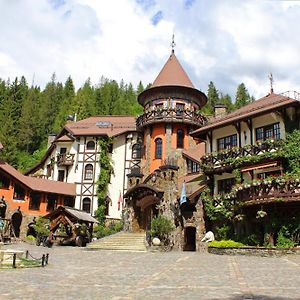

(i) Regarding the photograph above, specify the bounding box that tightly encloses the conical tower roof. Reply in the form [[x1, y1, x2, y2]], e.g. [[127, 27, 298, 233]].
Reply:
[[152, 52, 194, 88], [138, 51, 207, 108]]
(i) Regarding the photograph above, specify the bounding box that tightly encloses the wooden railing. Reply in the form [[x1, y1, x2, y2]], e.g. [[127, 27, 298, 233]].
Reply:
[[201, 140, 282, 171], [236, 178, 300, 205], [56, 153, 75, 167], [136, 108, 207, 129]]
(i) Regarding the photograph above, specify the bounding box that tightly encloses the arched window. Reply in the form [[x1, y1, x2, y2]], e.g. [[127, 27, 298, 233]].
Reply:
[[84, 164, 93, 180], [82, 197, 91, 213], [155, 138, 162, 159], [87, 141, 95, 150], [132, 143, 142, 159], [177, 129, 184, 149]]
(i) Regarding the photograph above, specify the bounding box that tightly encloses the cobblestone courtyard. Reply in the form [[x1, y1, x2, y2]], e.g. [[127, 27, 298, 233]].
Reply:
[[1, 243, 300, 300]]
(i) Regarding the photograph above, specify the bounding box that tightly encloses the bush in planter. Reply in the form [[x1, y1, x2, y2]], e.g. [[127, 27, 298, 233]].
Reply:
[[150, 215, 174, 245], [209, 240, 246, 248], [276, 226, 295, 248], [33, 217, 50, 236], [26, 235, 36, 241]]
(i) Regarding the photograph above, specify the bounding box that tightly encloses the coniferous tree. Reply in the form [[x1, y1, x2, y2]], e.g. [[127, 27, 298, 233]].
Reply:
[[219, 93, 234, 113], [235, 83, 251, 109], [203, 81, 219, 114]]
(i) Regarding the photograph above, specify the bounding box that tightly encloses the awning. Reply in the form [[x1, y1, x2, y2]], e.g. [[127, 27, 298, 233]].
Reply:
[[241, 162, 278, 173]]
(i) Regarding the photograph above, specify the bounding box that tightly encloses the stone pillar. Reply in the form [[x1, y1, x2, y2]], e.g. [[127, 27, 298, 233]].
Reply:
[[195, 200, 207, 252], [144, 128, 151, 175], [165, 124, 172, 159]]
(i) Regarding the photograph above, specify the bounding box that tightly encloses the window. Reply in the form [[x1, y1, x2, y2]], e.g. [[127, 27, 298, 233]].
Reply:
[[82, 197, 91, 213], [13, 184, 25, 200], [187, 159, 200, 174], [218, 178, 235, 194], [29, 192, 41, 210], [57, 170, 65, 182], [104, 196, 111, 216], [86, 141, 95, 150], [177, 129, 184, 148], [64, 196, 74, 207], [46, 194, 57, 212], [132, 143, 142, 159], [176, 103, 185, 116], [217, 134, 237, 151], [155, 138, 162, 159], [256, 170, 281, 180], [84, 164, 93, 180], [0, 174, 10, 189], [60, 147, 67, 154], [256, 123, 280, 141]]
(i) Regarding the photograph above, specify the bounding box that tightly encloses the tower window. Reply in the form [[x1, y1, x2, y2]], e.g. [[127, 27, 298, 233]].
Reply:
[[155, 138, 162, 159], [132, 143, 142, 159], [177, 129, 184, 148], [84, 164, 94, 180]]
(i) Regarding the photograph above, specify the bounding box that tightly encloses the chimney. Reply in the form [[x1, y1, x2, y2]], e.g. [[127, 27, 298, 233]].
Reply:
[[47, 134, 56, 148], [214, 104, 227, 118]]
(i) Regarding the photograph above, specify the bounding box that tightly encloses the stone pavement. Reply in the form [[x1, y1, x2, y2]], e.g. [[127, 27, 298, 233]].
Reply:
[[0, 242, 300, 300]]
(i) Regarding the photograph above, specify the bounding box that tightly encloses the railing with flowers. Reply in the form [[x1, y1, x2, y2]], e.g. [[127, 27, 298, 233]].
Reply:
[[136, 108, 208, 129], [201, 175, 300, 212], [200, 139, 283, 172]]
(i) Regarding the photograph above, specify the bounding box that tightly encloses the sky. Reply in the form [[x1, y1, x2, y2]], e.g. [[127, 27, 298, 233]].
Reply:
[[0, 0, 300, 99]]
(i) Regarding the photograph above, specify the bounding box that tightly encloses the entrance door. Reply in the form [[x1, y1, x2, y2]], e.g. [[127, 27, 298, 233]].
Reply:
[[184, 227, 196, 251], [140, 204, 158, 231]]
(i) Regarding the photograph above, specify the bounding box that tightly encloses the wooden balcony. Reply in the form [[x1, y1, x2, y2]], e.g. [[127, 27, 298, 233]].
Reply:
[[235, 178, 300, 206], [136, 108, 207, 129], [56, 153, 75, 167], [201, 140, 282, 173]]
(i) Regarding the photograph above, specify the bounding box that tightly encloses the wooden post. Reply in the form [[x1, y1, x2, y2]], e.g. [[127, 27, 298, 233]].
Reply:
[[13, 253, 16, 268], [42, 254, 45, 267], [26, 250, 29, 259], [46, 253, 49, 265]]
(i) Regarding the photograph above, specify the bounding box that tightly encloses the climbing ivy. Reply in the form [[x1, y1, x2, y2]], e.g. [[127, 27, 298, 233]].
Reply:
[[95, 138, 113, 225]]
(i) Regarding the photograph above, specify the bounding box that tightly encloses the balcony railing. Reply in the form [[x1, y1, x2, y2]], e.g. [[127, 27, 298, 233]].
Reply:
[[57, 153, 75, 167], [235, 177, 300, 206], [136, 108, 207, 129], [201, 140, 282, 172], [210, 177, 300, 207]]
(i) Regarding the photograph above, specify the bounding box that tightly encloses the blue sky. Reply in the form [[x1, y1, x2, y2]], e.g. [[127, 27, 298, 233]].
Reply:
[[0, 0, 300, 99]]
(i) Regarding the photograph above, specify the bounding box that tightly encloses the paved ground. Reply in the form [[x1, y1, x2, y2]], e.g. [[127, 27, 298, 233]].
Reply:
[[0, 242, 300, 300]]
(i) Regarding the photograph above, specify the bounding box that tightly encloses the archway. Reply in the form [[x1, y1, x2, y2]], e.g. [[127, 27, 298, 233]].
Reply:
[[11, 210, 23, 238], [184, 226, 196, 251]]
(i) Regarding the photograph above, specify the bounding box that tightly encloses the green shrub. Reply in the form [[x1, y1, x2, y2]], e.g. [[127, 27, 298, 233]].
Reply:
[[33, 217, 50, 236], [150, 215, 174, 243], [26, 235, 36, 241], [215, 224, 231, 240], [276, 226, 295, 248], [209, 240, 246, 248], [93, 221, 123, 239]]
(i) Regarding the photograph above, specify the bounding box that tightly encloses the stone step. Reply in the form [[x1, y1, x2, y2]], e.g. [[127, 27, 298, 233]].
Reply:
[[87, 232, 147, 252]]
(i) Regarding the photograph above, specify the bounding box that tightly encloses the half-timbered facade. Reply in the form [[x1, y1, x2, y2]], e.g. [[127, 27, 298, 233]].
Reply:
[[26, 116, 141, 220]]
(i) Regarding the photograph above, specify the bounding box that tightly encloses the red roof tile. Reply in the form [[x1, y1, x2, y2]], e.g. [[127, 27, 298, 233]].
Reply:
[[192, 93, 300, 135], [0, 161, 75, 196], [152, 52, 194, 88], [182, 143, 206, 162], [65, 116, 136, 137]]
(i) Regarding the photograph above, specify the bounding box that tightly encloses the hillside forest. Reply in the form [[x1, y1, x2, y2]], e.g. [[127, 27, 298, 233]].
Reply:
[[0, 74, 253, 172]]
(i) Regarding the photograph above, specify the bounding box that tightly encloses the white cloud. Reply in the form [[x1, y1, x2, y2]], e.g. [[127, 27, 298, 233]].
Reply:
[[0, 0, 299, 100]]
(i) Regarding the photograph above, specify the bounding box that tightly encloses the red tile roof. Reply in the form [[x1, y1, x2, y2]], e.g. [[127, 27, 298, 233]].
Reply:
[[152, 52, 194, 88], [64, 116, 136, 137], [0, 161, 75, 196], [182, 143, 206, 163], [192, 93, 300, 135]]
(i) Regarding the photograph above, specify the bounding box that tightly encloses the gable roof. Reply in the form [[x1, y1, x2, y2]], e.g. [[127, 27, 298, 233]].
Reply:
[[152, 52, 194, 88], [0, 161, 75, 196], [192, 92, 300, 135], [64, 116, 136, 137]]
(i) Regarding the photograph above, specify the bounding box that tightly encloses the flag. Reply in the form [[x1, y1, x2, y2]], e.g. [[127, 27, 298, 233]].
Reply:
[[118, 191, 122, 211], [180, 181, 187, 206]]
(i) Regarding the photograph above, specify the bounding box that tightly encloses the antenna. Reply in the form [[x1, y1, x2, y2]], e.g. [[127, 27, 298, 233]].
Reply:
[[268, 73, 274, 94], [171, 34, 176, 53]]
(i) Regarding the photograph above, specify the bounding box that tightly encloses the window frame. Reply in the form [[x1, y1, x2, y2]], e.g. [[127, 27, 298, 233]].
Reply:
[[155, 138, 162, 159], [255, 122, 280, 141], [132, 143, 142, 159], [84, 164, 94, 180], [86, 141, 95, 150], [177, 128, 184, 149], [82, 197, 91, 213], [217, 134, 237, 151]]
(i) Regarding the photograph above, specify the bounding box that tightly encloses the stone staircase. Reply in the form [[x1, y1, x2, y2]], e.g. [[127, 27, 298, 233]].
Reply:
[[87, 232, 147, 252]]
